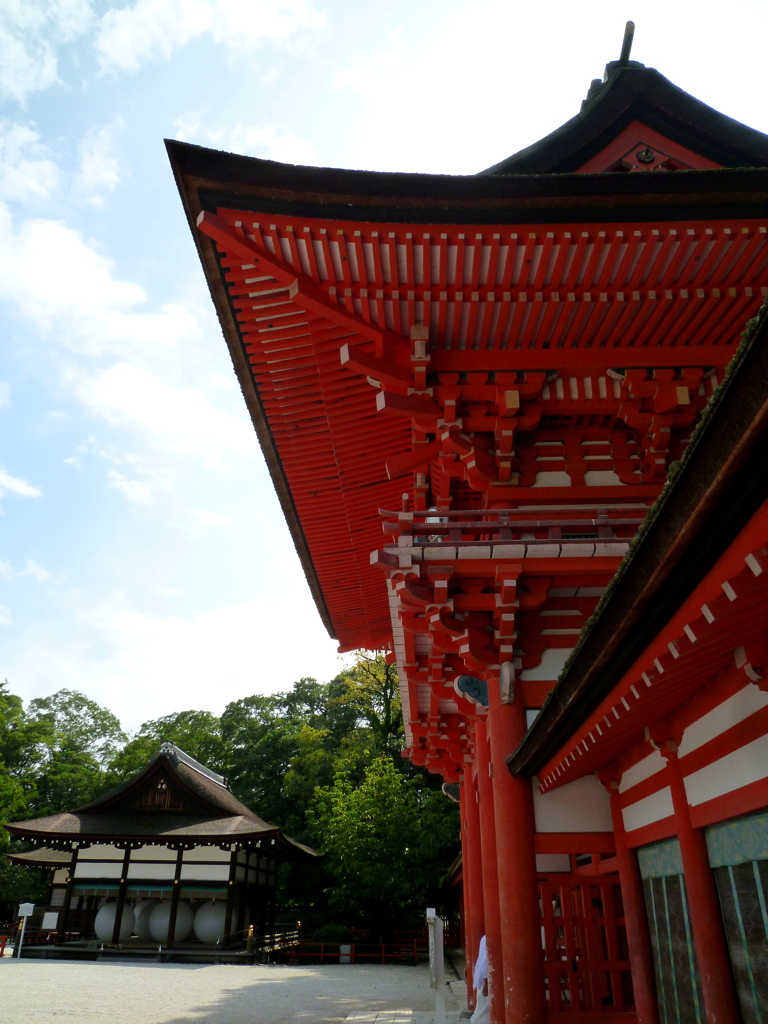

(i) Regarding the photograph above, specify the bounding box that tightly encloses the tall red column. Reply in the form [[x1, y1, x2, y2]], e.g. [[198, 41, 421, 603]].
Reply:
[[475, 716, 504, 1024], [600, 772, 659, 1024], [487, 677, 547, 1024], [463, 756, 484, 1008], [662, 744, 740, 1024]]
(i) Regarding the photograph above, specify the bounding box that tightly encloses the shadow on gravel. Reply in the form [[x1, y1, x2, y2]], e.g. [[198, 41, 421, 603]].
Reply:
[[0, 961, 446, 1024]]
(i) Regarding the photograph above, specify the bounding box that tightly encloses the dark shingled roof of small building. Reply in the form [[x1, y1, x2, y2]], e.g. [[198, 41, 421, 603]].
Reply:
[[5, 744, 318, 858]]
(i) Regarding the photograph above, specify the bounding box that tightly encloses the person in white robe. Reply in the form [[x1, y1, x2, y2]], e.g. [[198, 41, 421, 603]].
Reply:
[[470, 934, 489, 1024]]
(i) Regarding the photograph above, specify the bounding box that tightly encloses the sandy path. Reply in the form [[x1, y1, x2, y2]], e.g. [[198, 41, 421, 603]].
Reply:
[[0, 959, 463, 1024]]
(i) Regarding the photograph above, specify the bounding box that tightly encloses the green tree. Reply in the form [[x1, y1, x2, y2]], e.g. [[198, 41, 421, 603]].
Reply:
[[331, 652, 403, 754], [107, 709, 226, 784], [27, 689, 126, 765], [221, 693, 300, 827], [309, 755, 459, 935], [20, 689, 128, 817]]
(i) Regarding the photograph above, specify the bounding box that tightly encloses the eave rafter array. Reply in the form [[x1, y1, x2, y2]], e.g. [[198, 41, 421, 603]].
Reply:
[[196, 205, 768, 780], [538, 542, 768, 791]]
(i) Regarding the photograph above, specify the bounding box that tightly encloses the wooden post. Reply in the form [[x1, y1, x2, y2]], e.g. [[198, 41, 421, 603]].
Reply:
[[167, 846, 185, 945], [662, 743, 740, 1024], [112, 845, 132, 944], [56, 845, 78, 945], [223, 845, 238, 947], [487, 675, 547, 1024], [474, 716, 503, 1024], [600, 769, 659, 1024], [462, 757, 484, 1009]]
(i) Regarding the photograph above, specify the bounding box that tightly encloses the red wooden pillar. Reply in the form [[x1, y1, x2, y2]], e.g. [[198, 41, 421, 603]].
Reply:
[[463, 755, 484, 1008], [661, 743, 740, 1024], [475, 716, 504, 1024], [600, 770, 659, 1024], [487, 676, 547, 1024]]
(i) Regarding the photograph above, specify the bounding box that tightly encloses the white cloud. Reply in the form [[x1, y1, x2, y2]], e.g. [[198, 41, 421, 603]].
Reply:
[[106, 470, 156, 505], [0, 559, 50, 581], [189, 509, 234, 528], [0, 466, 41, 499], [96, 0, 324, 74], [0, 0, 93, 103], [0, 204, 146, 353], [10, 583, 345, 730], [175, 112, 318, 165], [20, 559, 49, 580], [73, 361, 255, 461], [0, 605, 10, 626], [231, 123, 318, 166], [75, 119, 122, 203], [0, 121, 59, 202]]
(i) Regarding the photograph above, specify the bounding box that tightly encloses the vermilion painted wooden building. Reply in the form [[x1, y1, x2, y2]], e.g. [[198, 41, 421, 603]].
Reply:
[[169, 31, 768, 1024]]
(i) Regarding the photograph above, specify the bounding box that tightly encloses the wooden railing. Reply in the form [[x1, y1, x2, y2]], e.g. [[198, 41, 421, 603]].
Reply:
[[380, 505, 645, 547], [278, 941, 419, 965]]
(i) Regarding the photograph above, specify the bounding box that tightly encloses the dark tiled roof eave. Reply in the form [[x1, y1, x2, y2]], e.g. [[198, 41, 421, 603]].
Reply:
[[482, 65, 768, 174], [5, 812, 280, 840]]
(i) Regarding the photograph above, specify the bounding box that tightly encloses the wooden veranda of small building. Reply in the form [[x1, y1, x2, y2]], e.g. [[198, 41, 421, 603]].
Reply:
[[5, 743, 316, 952], [168, 28, 768, 1024]]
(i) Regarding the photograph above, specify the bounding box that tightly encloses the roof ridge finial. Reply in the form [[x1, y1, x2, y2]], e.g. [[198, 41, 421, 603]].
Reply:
[[619, 21, 635, 65]]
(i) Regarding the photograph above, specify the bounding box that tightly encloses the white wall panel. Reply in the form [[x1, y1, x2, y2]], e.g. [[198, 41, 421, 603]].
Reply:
[[678, 685, 768, 757], [127, 863, 176, 880], [685, 734, 768, 806], [622, 787, 674, 833], [81, 845, 123, 860], [179, 864, 228, 882], [533, 775, 612, 832], [536, 854, 571, 872], [75, 861, 121, 878], [619, 750, 666, 793], [522, 648, 571, 682], [131, 847, 175, 861]]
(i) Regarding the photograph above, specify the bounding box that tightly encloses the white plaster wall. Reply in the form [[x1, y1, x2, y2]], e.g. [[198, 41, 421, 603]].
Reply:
[[75, 861, 121, 878], [619, 750, 666, 793], [534, 471, 571, 487], [533, 774, 613, 832], [685, 734, 768, 806], [584, 470, 623, 486], [80, 845, 124, 860], [179, 863, 228, 882], [181, 847, 229, 863], [535, 854, 571, 872], [521, 648, 572, 682], [127, 863, 176, 880], [131, 846, 175, 861], [622, 787, 674, 833], [678, 685, 768, 757]]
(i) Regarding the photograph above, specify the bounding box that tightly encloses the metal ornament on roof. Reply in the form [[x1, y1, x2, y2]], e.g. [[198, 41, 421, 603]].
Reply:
[[500, 662, 516, 705]]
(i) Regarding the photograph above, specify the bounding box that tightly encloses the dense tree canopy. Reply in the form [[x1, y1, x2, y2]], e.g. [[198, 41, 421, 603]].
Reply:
[[0, 654, 459, 930]]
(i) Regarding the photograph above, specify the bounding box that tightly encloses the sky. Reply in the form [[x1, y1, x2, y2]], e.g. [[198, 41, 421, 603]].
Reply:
[[2, 0, 768, 734]]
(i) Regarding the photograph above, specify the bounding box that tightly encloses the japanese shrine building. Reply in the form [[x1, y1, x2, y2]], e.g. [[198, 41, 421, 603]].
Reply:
[[168, 32, 768, 1024], [6, 742, 315, 950]]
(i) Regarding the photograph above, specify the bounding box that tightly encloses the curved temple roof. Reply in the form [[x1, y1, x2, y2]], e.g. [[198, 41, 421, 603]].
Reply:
[[5, 744, 317, 857], [167, 58, 768, 653]]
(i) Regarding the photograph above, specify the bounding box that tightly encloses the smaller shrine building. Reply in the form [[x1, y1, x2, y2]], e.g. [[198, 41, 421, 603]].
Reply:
[[5, 743, 316, 950]]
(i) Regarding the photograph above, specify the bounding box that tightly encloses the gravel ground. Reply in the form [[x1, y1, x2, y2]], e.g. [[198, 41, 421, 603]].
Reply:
[[0, 959, 464, 1024]]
